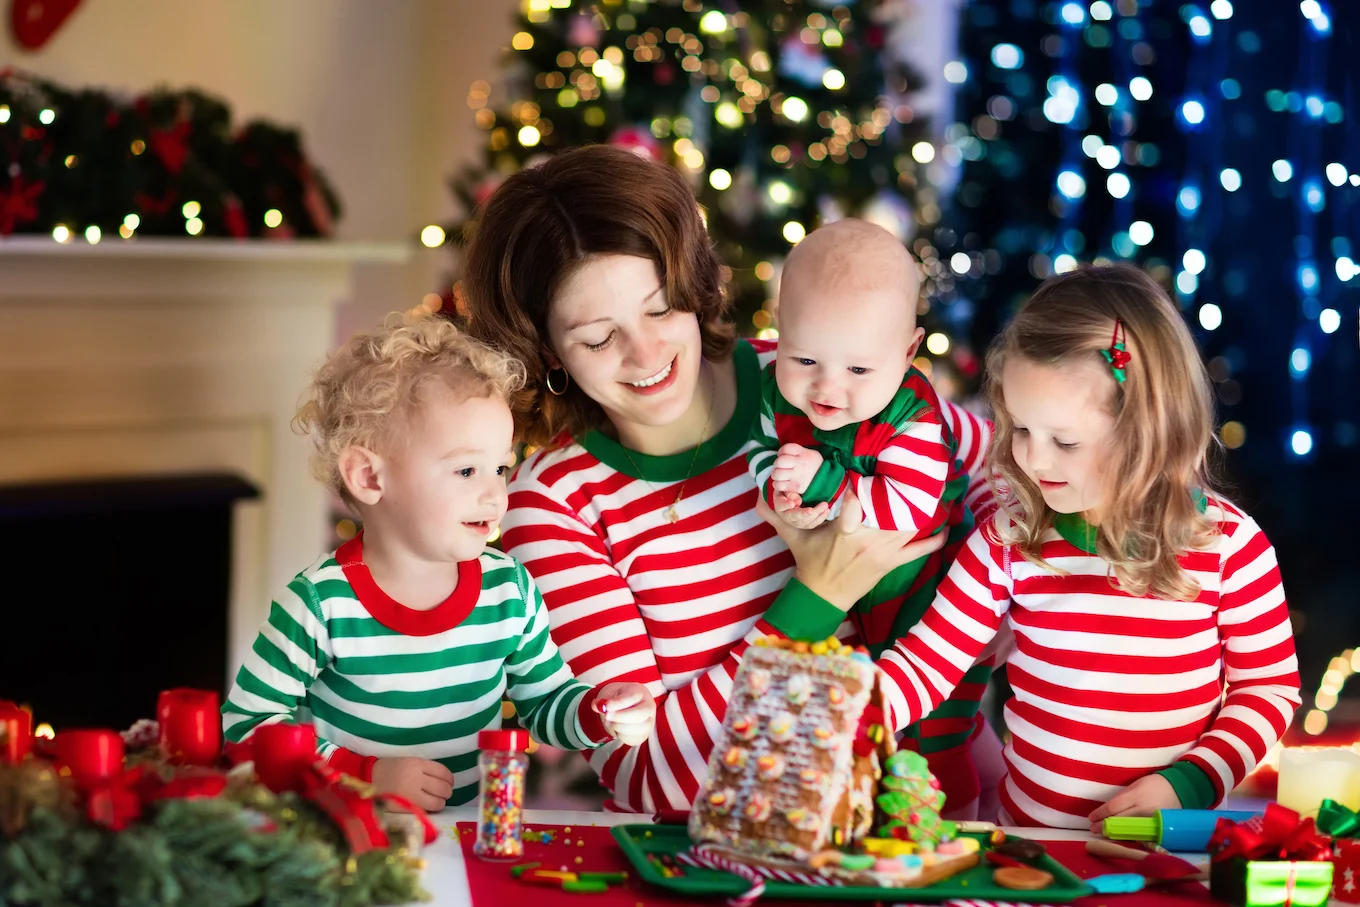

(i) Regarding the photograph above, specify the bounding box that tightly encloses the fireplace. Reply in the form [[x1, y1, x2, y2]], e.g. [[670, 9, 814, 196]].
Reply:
[[0, 474, 259, 729], [0, 238, 408, 713]]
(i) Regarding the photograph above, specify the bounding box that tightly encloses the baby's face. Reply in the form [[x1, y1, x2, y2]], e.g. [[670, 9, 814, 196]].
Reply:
[[774, 283, 921, 431]]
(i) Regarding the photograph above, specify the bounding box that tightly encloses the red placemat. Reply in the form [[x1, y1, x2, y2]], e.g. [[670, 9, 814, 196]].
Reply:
[[453, 823, 1219, 907], [456, 822, 790, 907], [1044, 841, 1215, 907]]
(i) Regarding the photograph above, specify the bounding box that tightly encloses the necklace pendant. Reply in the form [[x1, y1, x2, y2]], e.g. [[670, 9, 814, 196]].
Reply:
[[665, 505, 680, 523]]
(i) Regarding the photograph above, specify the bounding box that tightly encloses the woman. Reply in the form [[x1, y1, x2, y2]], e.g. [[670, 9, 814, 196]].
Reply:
[[462, 144, 1001, 815]]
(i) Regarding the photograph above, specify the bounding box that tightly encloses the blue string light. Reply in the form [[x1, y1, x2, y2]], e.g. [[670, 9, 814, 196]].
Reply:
[[944, 0, 1356, 462]]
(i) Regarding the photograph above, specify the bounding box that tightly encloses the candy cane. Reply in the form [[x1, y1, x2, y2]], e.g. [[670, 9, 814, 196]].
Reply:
[[679, 845, 848, 905], [682, 845, 767, 907]]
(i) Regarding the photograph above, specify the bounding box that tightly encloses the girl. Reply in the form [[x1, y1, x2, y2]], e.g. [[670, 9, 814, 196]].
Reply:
[[459, 145, 1004, 817], [773, 264, 1301, 829]]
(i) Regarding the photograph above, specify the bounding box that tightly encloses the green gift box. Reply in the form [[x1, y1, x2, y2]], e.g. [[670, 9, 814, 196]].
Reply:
[[1210, 856, 1334, 907]]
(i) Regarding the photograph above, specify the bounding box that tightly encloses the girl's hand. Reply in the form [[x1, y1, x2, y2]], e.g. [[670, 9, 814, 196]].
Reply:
[[1087, 774, 1182, 833], [757, 486, 946, 611], [594, 682, 656, 747]]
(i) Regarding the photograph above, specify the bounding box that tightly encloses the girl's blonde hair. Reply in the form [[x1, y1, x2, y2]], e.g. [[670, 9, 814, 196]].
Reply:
[[294, 313, 526, 502], [983, 264, 1220, 600]]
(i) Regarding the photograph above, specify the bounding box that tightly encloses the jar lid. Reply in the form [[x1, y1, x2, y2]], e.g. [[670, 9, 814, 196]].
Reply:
[[478, 729, 529, 751]]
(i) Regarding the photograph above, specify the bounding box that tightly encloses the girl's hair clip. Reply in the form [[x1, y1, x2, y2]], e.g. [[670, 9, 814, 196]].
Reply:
[[1100, 318, 1131, 383]]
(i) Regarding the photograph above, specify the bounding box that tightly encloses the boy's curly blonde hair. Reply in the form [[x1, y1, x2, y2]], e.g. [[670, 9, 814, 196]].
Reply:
[[294, 313, 526, 502]]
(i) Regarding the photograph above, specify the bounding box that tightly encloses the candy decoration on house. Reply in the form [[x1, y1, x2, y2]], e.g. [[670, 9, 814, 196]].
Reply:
[[687, 635, 980, 889]]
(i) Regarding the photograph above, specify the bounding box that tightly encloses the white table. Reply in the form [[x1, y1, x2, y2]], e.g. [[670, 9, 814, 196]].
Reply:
[[414, 810, 1192, 907]]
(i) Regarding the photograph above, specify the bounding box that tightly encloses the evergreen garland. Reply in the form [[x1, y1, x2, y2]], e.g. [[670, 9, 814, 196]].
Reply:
[[0, 759, 427, 907], [0, 69, 342, 241]]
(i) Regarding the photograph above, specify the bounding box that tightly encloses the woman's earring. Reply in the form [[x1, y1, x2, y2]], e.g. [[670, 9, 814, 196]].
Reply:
[[546, 366, 570, 396]]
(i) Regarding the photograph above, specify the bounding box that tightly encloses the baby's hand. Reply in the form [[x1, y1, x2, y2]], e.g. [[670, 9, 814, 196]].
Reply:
[[594, 682, 656, 747], [773, 489, 830, 530], [770, 443, 823, 496], [371, 757, 455, 813], [1086, 773, 1182, 833]]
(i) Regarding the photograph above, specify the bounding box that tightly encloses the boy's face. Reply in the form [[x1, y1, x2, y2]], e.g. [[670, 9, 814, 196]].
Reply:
[[375, 387, 515, 564], [774, 282, 923, 432]]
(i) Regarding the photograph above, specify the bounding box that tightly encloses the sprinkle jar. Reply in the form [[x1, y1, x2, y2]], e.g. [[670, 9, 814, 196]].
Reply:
[[473, 728, 529, 861]]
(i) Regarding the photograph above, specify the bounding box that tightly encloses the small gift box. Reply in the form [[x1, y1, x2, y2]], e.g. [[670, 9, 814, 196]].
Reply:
[[1318, 798, 1360, 903], [1208, 803, 1334, 907], [1333, 839, 1360, 903]]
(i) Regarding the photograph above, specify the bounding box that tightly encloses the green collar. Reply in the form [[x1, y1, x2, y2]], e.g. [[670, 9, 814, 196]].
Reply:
[[1051, 489, 1209, 555], [580, 339, 761, 482], [1051, 511, 1100, 554]]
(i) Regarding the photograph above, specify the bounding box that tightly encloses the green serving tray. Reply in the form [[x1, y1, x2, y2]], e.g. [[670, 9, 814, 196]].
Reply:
[[612, 824, 1095, 902]]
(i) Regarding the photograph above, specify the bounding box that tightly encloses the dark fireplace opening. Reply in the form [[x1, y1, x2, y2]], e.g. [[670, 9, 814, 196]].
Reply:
[[0, 473, 259, 732]]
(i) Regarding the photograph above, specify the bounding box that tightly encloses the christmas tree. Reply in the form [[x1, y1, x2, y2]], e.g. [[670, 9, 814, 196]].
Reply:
[[435, 0, 981, 397]]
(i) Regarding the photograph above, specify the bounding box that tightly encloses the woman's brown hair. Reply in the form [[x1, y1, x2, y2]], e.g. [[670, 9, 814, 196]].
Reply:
[[459, 144, 735, 448], [983, 264, 1222, 600]]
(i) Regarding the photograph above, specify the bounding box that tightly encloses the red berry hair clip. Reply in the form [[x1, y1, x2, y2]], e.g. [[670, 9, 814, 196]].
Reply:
[[1099, 318, 1131, 383]]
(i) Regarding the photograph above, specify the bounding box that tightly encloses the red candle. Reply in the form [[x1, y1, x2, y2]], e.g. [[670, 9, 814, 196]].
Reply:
[[0, 702, 31, 764], [56, 729, 124, 789], [251, 723, 317, 793], [157, 688, 222, 766]]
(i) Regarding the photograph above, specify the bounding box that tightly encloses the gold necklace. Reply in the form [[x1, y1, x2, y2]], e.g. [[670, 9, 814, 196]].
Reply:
[[620, 367, 716, 523]]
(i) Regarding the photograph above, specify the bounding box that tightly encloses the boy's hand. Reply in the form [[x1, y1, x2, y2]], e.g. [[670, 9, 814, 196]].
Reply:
[[773, 489, 830, 530], [770, 443, 823, 496], [593, 682, 656, 747], [1087, 773, 1182, 833], [371, 757, 455, 813]]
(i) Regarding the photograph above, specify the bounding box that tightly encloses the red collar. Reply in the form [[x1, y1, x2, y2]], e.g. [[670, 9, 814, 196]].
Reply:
[[335, 533, 481, 636]]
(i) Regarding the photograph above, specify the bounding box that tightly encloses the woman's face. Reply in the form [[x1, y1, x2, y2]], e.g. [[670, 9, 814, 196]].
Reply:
[[546, 253, 704, 435]]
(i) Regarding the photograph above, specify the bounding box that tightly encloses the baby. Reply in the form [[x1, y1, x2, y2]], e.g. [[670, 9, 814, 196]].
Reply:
[[747, 218, 991, 815], [223, 314, 655, 811]]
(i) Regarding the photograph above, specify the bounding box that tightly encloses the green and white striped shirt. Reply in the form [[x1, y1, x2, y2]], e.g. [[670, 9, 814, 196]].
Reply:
[[223, 534, 606, 805]]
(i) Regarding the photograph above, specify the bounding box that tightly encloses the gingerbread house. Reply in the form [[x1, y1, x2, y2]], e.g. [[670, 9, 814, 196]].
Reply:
[[688, 637, 895, 868]]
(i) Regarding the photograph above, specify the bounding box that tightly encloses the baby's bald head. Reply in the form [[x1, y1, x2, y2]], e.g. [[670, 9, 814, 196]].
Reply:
[[778, 218, 921, 334], [773, 219, 927, 430]]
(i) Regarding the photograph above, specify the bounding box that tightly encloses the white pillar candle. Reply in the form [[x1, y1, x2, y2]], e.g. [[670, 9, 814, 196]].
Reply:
[[1276, 746, 1360, 817]]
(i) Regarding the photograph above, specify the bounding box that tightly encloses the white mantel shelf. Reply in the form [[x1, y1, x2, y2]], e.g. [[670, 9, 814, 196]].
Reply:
[[0, 238, 411, 682], [0, 238, 412, 300]]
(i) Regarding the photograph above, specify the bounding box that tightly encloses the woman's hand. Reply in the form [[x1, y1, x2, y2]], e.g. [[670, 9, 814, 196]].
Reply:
[[756, 487, 945, 611]]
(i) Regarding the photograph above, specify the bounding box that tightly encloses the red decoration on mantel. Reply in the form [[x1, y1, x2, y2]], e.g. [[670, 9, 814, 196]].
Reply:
[[9, 0, 84, 50], [0, 174, 44, 235]]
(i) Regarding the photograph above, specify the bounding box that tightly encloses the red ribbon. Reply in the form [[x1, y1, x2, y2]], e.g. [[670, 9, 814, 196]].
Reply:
[[149, 119, 192, 175], [1209, 802, 1333, 864], [0, 174, 44, 235], [228, 723, 438, 853]]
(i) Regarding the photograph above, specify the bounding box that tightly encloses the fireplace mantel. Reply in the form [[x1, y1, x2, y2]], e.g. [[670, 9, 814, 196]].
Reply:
[[0, 238, 412, 683]]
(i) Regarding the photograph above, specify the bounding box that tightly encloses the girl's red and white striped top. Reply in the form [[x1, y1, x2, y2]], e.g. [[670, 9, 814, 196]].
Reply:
[[501, 339, 993, 813], [874, 498, 1301, 828]]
